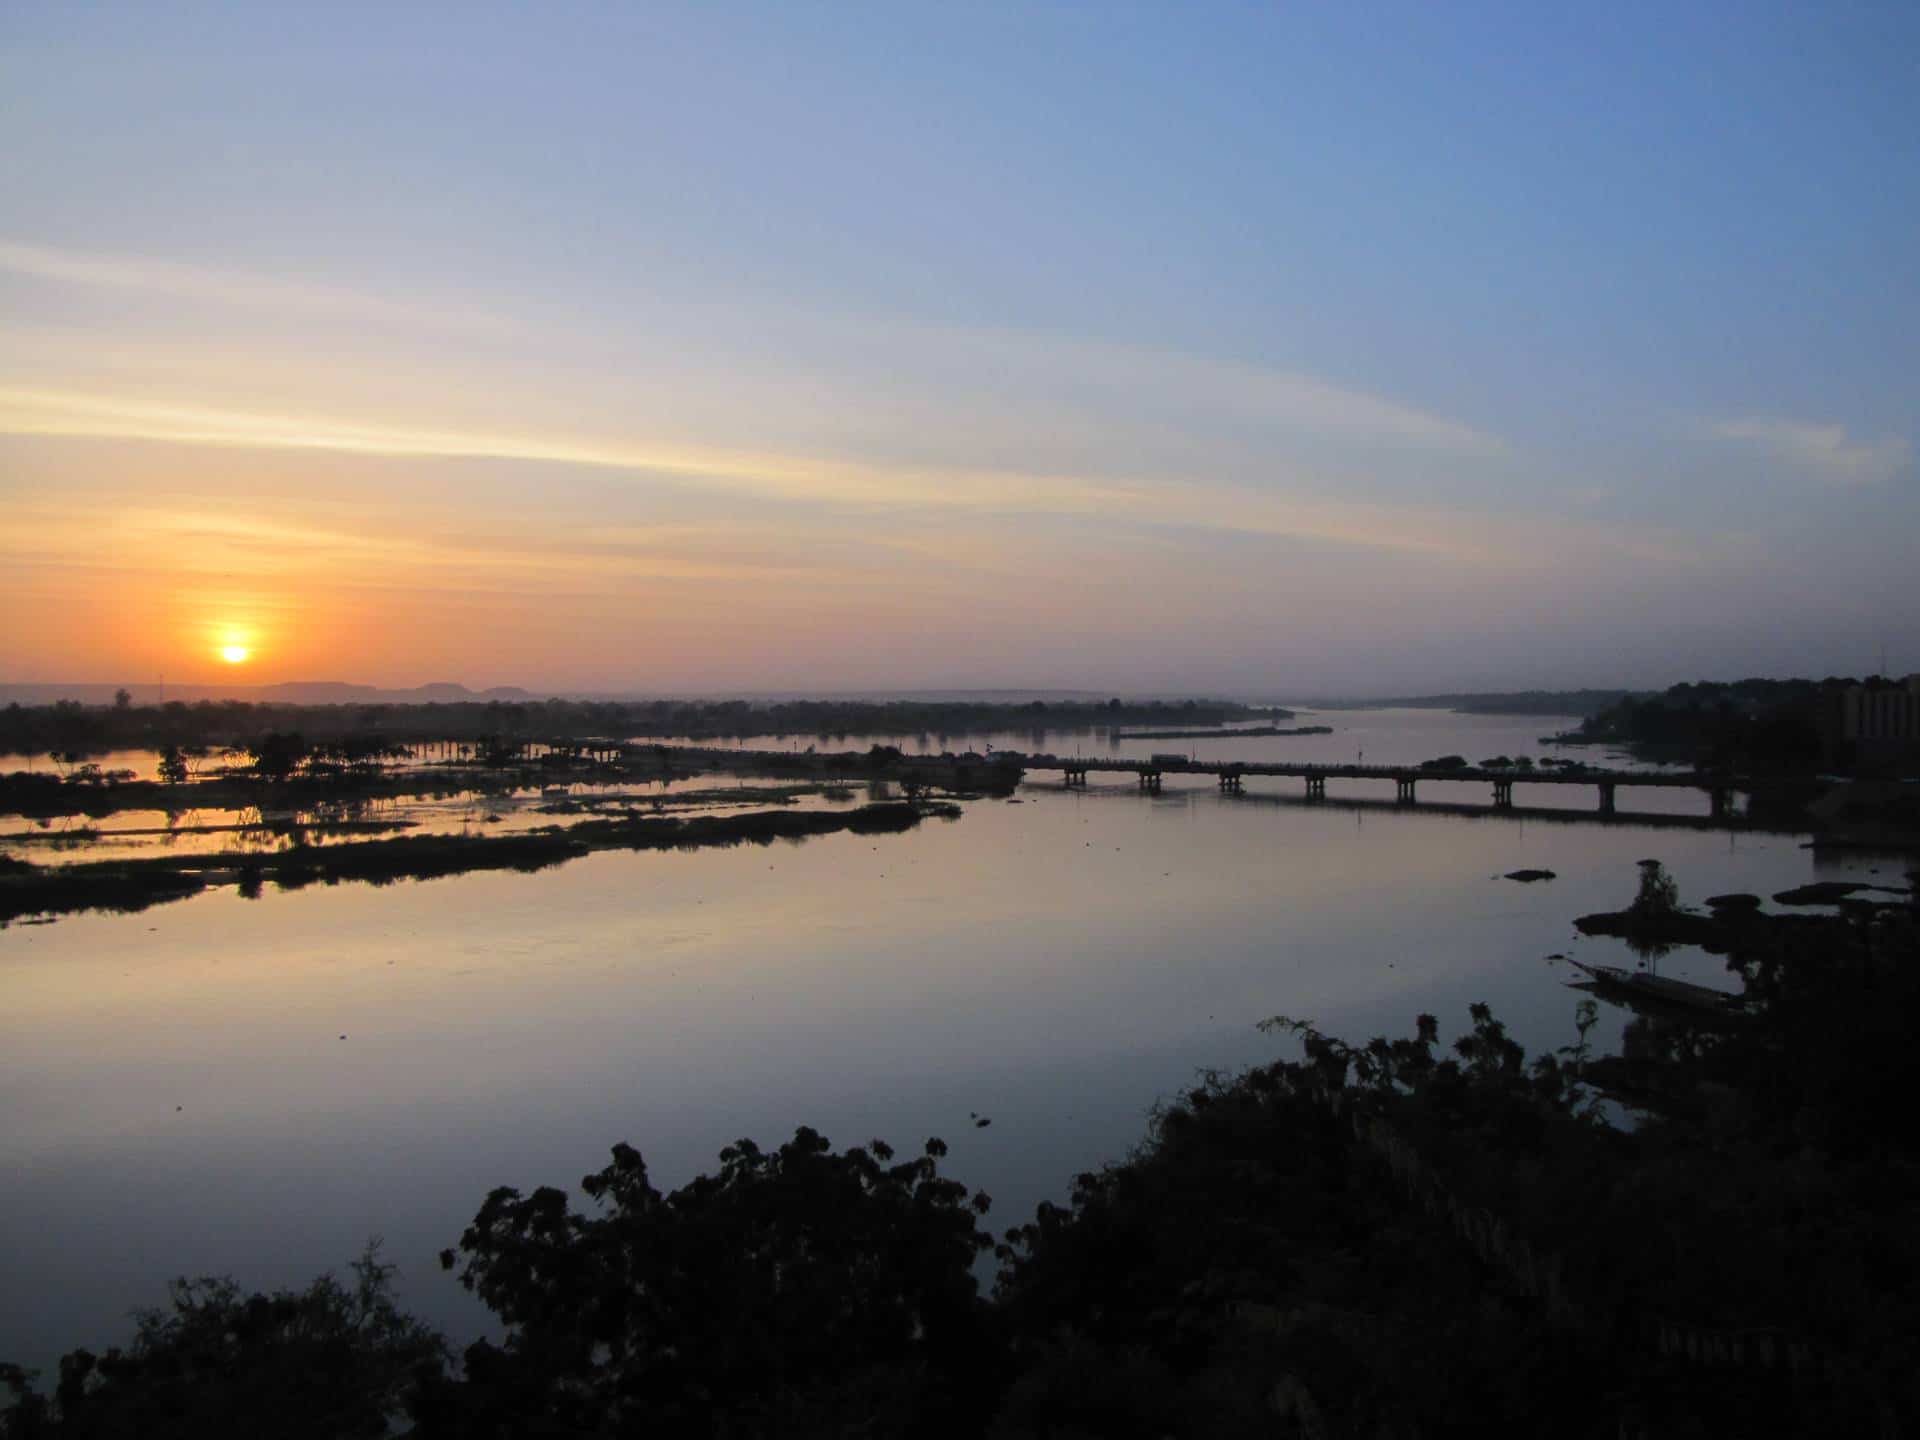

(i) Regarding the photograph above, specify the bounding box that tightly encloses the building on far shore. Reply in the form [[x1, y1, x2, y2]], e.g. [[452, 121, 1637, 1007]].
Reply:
[[1823, 675, 1920, 773]]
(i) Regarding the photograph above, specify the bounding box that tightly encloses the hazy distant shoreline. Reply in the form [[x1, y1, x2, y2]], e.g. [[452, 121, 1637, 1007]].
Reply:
[[0, 679, 1635, 714], [1299, 689, 1637, 718]]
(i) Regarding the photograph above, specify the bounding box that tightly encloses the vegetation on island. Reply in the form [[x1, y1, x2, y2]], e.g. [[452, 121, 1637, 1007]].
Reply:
[[0, 800, 958, 927], [5, 868, 1916, 1436]]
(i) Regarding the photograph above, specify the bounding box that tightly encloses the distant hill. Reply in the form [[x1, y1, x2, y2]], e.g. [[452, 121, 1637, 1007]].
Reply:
[[0, 681, 540, 706], [697, 688, 1125, 704]]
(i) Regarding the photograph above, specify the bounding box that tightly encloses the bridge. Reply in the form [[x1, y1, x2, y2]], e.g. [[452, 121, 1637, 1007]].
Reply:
[[403, 736, 1751, 820], [1019, 755, 1743, 816]]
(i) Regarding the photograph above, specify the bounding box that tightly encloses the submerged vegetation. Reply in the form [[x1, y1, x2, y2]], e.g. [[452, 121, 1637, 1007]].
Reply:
[[6, 874, 1916, 1435], [0, 717, 1015, 928]]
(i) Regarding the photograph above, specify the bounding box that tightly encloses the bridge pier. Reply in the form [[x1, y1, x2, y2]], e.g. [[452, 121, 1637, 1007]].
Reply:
[[1492, 779, 1513, 809], [1218, 771, 1243, 793], [1709, 787, 1730, 818], [1395, 777, 1417, 804], [1597, 781, 1616, 814], [1063, 766, 1087, 787], [1304, 774, 1325, 801], [1139, 769, 1162, 793]]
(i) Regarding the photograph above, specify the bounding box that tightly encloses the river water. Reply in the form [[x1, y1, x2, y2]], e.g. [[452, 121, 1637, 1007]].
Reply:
[[0, 710, 1894, 1375]]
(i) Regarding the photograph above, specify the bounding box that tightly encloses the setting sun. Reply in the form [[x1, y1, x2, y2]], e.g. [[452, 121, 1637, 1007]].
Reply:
[[220, 644, 252, 665]]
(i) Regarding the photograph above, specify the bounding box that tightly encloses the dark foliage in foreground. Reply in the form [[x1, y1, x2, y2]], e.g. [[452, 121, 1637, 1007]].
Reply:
[[0, 1247, 442, 1439], [423, 1128, 999, 1437], [6, 880, 1917, 1436]]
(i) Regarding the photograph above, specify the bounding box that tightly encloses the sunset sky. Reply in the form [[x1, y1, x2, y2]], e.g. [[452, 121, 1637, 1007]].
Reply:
[[3, 2, 1915, 695]]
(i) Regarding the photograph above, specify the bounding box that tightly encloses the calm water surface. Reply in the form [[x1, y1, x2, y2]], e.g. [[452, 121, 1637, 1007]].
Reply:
[[0, 711, 1889, 1373]]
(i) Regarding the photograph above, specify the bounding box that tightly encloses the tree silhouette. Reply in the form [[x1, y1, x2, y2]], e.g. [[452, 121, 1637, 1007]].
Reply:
[[431, 1127, 998, 1437], [247, 733, 308, 782], [1626, 858, 1682, 963], [156, 746, 188, 786], [0, 1244, 442, 1439]]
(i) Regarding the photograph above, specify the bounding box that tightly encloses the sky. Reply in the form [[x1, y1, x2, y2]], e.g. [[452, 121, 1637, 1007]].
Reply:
[[2, 1, 1916, 696]]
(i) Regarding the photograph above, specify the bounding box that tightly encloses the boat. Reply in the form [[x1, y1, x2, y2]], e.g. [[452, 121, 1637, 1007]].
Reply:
[[1563, 958, 1745, 1018]]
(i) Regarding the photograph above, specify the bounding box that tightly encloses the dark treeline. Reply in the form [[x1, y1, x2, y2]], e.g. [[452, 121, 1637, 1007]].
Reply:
[[1317, 689, 1637, 717], [6, 877, 1916, 1436], [0, 696, 1260, 760], [1575, 676, 1889, 773], [1115, 723, 1325, 741]]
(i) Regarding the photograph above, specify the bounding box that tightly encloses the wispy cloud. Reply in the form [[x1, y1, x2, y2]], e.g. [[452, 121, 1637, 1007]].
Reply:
[[5, 380, 1773, 592], [1711, 415, 1909, 486], [892, 323, 1508, 457], [0, 386, 1476, 559], [0, 497, 885, 591], [3, 239, 1501, 462], [0, 385, 1118, 509], [0, 239, 508, 335]]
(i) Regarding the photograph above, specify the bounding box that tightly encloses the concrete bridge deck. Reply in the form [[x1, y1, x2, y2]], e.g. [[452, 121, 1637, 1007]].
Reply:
[[1019, 754, 1747, 815]]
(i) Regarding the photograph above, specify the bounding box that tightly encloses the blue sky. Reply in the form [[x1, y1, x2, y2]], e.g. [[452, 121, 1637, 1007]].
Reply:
[[2, 2, 1915, 691]]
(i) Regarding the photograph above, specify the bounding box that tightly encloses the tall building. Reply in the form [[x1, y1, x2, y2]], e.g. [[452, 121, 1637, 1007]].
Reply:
[[1832, 675, 1920, 772]]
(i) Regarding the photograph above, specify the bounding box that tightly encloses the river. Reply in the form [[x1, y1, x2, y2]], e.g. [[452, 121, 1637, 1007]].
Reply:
[[0, 708, 1893, 1375]]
